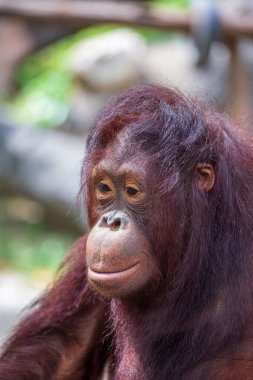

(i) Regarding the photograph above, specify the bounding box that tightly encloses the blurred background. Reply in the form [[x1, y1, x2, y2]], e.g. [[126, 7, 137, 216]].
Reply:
[[0, 0, 253, 345]]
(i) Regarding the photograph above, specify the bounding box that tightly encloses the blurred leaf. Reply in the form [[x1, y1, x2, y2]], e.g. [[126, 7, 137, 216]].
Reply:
[[13, 72, 71, 128], [0, 221, 77, 274], [152, 0, 188, 8], [0, 197, 77, 275]]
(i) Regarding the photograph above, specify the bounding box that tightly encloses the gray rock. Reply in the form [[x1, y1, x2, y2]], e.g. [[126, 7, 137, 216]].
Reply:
[[71, 29, 147, 91], [0, 122, 87, 229]]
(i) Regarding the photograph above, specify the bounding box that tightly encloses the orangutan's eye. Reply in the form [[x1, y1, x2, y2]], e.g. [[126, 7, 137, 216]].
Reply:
[[97, 183, 111, 193], [124, 182, 145, 203], [95, 180, 114, 202], [125, 187, 139, 196]]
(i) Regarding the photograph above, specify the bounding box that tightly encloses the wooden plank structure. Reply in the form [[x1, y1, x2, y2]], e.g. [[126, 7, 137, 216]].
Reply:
[[0, 0, 253, 123]]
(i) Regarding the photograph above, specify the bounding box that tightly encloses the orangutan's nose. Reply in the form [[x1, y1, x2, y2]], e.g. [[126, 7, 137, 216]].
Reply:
[[99, 211, 128, 231]]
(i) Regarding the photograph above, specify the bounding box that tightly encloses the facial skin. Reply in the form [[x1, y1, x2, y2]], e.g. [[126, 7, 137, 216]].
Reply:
[[86, 133, 215, 299], [86, 134, 157, 299]]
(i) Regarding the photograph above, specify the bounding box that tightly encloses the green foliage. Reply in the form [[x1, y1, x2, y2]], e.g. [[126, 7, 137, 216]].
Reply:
[[152, 0, 188, 8], [0, 196, 78, 275], [136, 27, 174, 44], [0, 221, 76, 274], [13, 71, 71, 129]]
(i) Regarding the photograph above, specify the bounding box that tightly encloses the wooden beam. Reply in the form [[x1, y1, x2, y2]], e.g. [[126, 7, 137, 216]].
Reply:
[[0, 0, 191, 33], [0, 1, 252, 39], [220, 14, 253, 40]]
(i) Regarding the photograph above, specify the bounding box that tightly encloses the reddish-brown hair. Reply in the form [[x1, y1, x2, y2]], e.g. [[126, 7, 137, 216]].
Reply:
[[1, 84, 253, 379], [83, 84, 253, 377]]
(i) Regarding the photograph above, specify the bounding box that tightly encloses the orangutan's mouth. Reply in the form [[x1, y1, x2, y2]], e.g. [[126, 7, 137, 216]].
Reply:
[[88, 262, 140, 283]]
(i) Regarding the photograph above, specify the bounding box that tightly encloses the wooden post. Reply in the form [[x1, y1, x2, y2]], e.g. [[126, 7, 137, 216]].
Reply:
[[228, 39, 251, 128]]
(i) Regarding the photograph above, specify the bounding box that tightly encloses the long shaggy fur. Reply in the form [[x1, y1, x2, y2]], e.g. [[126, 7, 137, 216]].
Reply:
[[1, 84, 253, 379]]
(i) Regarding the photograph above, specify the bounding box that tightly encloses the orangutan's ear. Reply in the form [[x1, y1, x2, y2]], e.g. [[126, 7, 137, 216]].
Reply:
[[195, 163, 215, 191]]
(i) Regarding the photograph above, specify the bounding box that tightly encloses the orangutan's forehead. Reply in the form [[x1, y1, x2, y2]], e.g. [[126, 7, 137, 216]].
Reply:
[[103, 129, 142, 164], [95, 128, 147, 176]]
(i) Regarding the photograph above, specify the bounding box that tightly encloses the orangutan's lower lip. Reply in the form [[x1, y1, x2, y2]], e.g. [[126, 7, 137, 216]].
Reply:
[[88, 263, 140, 283]]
